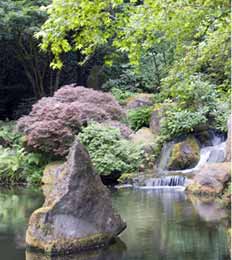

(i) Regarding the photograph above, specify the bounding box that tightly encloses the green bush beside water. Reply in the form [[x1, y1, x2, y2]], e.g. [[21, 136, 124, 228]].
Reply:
[[78, 123, 144, 176], [0, 122, 50, 185]]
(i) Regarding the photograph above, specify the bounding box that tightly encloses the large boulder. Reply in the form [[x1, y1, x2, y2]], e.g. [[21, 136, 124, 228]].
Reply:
[[26, 141, 126, 255], [125, 93, 153, 109], [17, 85, 125, 157], [225, 114, 231, 162], [167, 136, 200, 170], [186, 162, 231, 195]]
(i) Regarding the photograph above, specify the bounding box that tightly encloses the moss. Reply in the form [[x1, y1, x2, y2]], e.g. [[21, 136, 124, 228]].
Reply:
[[168, 136, 200, 170], [118, 173, 134, 184], [41, 233, 112, 256]]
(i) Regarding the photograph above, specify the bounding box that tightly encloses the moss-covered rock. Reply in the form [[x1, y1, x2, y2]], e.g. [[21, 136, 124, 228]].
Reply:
[[167, 136, 200, 170], [118, 173, 135, 184], [186, 162, 231, 195]]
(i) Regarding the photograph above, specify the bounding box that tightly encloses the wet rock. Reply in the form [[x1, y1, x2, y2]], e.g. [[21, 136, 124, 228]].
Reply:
[[194, 130, 215, 147], [225, 114, 231, 162], [186, 162, 231, 195], [125, 93, 153, 109], [26, 141, 126, 255], [167, 136, 200, 170]]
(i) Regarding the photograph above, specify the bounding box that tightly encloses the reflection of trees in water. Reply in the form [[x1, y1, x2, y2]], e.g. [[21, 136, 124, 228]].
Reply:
[[0, 188, 43, 249], [0, 188, 230, 260], [112, 189, 229, 260]]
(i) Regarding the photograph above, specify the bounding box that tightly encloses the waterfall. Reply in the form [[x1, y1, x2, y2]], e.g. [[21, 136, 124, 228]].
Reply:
[[175, 133, 226, 174], [138, 131, 226, 190], [137, 175, 186, 190], [145, 176, 185, 187]]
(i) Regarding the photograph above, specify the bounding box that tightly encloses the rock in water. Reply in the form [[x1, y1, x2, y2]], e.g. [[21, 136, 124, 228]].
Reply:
[[186, 162, 231, 195], [167, 136, 200, 170], [26, 141, 126, 255]]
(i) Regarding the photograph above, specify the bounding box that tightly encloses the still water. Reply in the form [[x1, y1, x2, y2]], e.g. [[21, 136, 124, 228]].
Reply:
[[0, 187, 230, 260]]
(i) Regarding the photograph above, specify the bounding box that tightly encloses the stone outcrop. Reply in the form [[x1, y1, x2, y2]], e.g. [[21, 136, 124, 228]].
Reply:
[[167, 136, 200, 170], [130, 127, 154, 146], [17, 85, 125, 157], [149, 109, 161, 136], [186, 162, 231, 195], [130, 127, 155, 154], [225, 114, 231, 162], [126, 93, 153, 109], [26, 141, 126, 255], [149, 103, 169, 136]]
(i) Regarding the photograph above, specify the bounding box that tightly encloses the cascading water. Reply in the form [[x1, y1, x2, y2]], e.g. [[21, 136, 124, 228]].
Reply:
[[174, 133, 226, 174], [138, 131, 226, 190], [139, 176, 186, 190]]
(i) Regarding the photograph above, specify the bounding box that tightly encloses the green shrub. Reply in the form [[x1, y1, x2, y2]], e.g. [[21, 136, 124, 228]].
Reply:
[[0, 145, 50, 185], [127, 106, 153, 131], [0, 121, 51, 185], [210, 101, 231, 133], [78, 123, 143, 176], [0, 121, 23, 147], [162, 74, 218, 111], [160, 109, 208, 140], [111, 87, 135, 105]]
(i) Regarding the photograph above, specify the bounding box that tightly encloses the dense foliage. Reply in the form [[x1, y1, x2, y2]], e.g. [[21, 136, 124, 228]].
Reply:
[[127, 106, 153, 131], [78, 123, 143, 176], [0, 122, 49, 185], [0, 0, 230, 186]]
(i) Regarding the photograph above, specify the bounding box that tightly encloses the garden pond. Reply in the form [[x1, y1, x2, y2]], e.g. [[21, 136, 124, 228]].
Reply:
[[0, 187, 230, 260]]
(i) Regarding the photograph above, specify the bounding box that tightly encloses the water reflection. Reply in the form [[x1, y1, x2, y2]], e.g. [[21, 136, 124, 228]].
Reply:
[[0, 187, 43, 259], [0, 187, 230, 260], [188, 194, 229, 223], [26, 239, 126, 260], [112, 189, 230, 260]]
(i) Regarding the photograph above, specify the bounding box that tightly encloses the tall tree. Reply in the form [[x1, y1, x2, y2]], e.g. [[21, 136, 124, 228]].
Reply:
[[37, 0, 230, 93], [0, 0, 61, 98]]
